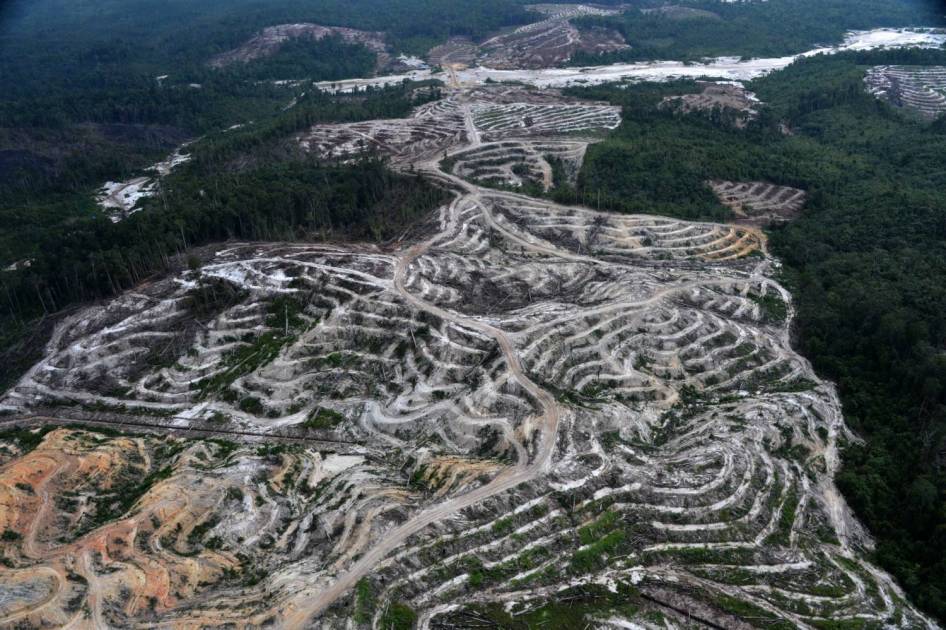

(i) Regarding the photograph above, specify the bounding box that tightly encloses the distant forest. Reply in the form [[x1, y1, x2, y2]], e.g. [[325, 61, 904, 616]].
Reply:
[[571, 0, 944, 63], [566, 46, 946, 620]]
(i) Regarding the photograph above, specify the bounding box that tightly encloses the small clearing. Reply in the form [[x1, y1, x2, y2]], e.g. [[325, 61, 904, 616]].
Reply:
[[710, 180, 807, 226], [208, 23, 387, 69], [865, 65, 946, 120]]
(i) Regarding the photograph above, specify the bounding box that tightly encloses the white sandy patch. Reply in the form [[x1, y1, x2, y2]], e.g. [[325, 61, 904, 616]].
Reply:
[[95, 143, 192, 221], [319, 28, 945, 93]]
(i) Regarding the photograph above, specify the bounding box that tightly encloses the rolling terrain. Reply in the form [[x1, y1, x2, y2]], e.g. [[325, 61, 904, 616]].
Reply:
[[2, 1, 946, 627], [2, 68, 939, 628]]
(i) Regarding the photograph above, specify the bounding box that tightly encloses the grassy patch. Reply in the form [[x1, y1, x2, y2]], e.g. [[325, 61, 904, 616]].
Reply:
[[444, 584, 640, 629], [0, 426, 55, 453], [570, 529, 626, 574], [302, 407, 346, 430], [578, 510, 620, 546], [380, 601, 416, 630], [194, 297, 310, 400], [749, 293, 788, 324], [354, 578, 375, 624]]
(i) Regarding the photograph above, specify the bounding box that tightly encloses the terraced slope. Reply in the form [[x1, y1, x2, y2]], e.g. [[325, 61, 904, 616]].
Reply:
[[299, 99, 466, 164], [447, 140, 587, 191], [208, 24, 387, 69], [710, 180, 807, 226], [1, 82, 936, 629], [428, 3, 629, 71], [300, 86, 619, 195], [865, 65, 946, 120]]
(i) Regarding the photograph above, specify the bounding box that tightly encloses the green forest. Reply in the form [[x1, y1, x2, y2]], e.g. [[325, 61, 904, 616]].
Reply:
[[0, 0, 534, 266], [563, 48, 946, 619], [0, 80, 448, 390]]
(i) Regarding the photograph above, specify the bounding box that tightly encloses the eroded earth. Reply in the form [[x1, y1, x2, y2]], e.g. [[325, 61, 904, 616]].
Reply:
[[2, 36, 941, 630]]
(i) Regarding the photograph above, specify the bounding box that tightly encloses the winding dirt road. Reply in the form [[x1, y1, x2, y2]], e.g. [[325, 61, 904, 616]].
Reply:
[[281, 142, 564, 627], [279, 95, 767, 627], [282, 231, 562, 628]]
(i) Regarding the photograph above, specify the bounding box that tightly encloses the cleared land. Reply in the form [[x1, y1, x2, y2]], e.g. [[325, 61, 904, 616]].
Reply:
[[1, 80, 933, 629], [208, 24, 387, 69], [661, 82, 760, 128], [865, 65, 946, 120], [710, 180, 807, 226], [430, 3, 629, 71], [95, 145, 191, 222]]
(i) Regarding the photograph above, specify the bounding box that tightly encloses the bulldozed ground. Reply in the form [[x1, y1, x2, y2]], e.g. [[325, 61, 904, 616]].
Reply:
[[476, 4, 629, 70], [865, 65, 946, 120], [208, 24, 388, 70], [210, 4, 629, 81], [661, 82, 760, 128], [1, 72, 937, 629], [709, 180, 808, 227]]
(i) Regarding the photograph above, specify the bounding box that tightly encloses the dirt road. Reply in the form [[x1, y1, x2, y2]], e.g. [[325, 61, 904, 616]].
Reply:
[[281, 194, 563, 627]]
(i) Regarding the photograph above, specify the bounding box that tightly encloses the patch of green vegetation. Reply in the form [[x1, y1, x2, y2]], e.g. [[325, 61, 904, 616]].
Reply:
[[187, 515, 221, 547], [443, 584, 641, 629], [265, 296, 306, 331], [570, 529, 625, 574], [491, 516, 515, 536], [600, 430, 624, 452], [379, 601, 417, 630], [354, 578, 376, 624], [238, 396, 265, 415], [82, 464, 174, 533], [749, 293, 788, 324], [767, 485, 800, 547], [578, 510, 620, 546], [712, 593, 793, 628], [206, 439, 239, 461], [648, 546, 757, 566], [225, 487, 244, 503], [302, 407, 346, 430], [809, 618, 883, 630], [0, 426, 55, 453], [195, 329, 295, 399]]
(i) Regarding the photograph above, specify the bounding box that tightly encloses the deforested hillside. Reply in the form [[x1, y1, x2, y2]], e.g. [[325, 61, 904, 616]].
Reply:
[[710, 180, 807, 225], [3, 43, 946, 626], [866, 65, 946, 120], [3, 0, 946, 627], [569, 48, 946, 621]]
